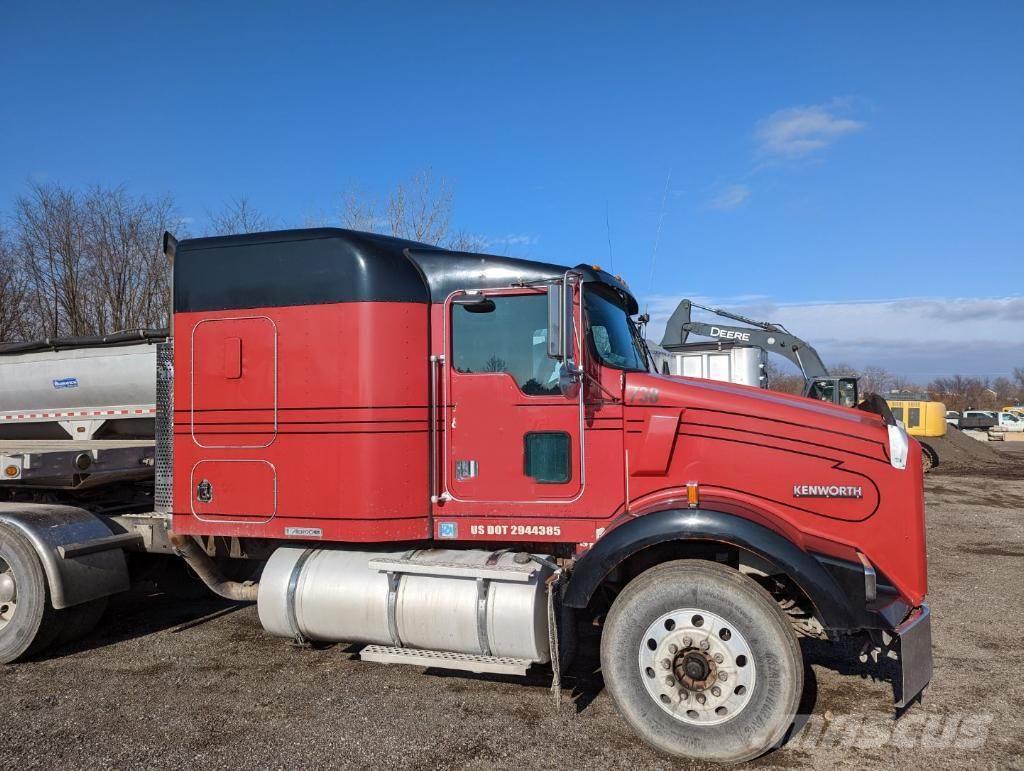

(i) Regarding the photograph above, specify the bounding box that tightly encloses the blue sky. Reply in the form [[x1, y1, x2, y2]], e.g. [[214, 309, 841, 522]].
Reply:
[[2, 2, 1022, 380]]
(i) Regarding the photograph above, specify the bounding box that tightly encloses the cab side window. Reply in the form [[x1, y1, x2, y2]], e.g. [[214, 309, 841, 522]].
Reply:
[[452, 294, 560, 396]]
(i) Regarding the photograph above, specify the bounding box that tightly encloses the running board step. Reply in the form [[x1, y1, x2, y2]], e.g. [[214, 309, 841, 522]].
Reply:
[[359, 645, 533, 675]]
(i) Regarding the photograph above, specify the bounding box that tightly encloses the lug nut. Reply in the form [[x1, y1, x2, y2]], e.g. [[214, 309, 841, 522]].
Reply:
[[664, 676, 675, 687], [668, 643, 678, 654], [679, 690, 689, 701], [696, 694, 706, 704], [713, 653, 724, 663], [660, 659, 672, 670], [719, 671, 728, 682], [711, 686, 721, 697], [682, 637, 692, 647], [699, 639, 710, 651]]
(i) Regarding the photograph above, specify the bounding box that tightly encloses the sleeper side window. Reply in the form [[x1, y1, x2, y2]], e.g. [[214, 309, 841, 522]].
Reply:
[[452, 293, 560, 396]]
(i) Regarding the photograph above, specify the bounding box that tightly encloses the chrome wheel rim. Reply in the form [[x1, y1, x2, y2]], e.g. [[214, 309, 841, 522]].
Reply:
[[0, 558, 16, 630], [638, 607, 756, 725]]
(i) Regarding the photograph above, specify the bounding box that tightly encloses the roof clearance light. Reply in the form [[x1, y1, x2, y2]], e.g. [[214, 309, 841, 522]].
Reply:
[[4, 465, 19, 478]]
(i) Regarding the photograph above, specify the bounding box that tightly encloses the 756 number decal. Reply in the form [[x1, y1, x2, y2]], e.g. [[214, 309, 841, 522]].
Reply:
[[629, 386, 660, 404]]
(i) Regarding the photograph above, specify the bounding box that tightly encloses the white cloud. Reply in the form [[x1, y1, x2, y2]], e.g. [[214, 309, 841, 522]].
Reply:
[[755, 100, 866, 159], [486, 233, 538, 248], [708, 184, 751, 211], [642, 294, 1024, 382]]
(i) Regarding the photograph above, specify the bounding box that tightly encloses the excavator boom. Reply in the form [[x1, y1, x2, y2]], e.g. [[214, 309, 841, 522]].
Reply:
[[660, 298, 858, 406]]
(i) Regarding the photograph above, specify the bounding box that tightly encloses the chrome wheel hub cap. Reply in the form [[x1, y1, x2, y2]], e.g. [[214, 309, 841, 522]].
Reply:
[[638, 607, 756, 725], [0, 560, 16, 629]]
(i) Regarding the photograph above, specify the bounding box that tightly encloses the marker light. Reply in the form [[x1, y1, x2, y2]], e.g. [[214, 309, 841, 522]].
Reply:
[[686, 481, 699, 508]]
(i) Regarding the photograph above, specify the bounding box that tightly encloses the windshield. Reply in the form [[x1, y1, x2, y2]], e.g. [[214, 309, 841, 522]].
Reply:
[[584, 286, 648, 371]]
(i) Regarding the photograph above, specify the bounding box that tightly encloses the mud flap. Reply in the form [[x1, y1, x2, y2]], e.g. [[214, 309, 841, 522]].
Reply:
[[894, 603, 932, 707]]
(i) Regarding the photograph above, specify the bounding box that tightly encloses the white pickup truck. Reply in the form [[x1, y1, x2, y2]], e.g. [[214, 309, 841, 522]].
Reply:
[[962, 410, 1024, 432]]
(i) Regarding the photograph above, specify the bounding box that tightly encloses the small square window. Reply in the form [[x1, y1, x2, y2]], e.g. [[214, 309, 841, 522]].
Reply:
[[524, 432, 570, 484]]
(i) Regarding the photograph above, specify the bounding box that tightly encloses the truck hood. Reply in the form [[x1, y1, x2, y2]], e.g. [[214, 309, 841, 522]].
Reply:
[[626, 372, 889, 440], [623, 372, 927, 605]]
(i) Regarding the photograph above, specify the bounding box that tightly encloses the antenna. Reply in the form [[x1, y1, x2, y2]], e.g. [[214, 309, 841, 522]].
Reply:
[[645, 164, 674, 315], [604, 201, 613, 273]]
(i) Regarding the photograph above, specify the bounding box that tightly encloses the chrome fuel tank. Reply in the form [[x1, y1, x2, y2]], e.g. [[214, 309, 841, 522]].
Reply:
[[258, 547, 552, 663]]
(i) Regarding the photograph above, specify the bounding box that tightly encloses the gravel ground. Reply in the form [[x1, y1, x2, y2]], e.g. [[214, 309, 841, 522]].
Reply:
[[3, 459, 1023, 770]]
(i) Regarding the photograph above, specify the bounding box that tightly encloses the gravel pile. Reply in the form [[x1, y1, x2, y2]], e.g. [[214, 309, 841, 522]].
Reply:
[[928, 426, 1020, 476]]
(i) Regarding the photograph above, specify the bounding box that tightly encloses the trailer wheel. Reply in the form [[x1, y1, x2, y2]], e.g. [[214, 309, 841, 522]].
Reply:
[[0, 525, 63, 664], [600, 559, 803, 764]]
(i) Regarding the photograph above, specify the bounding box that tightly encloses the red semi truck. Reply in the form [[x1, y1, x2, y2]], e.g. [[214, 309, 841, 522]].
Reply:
[[0, 228, 930, 763]]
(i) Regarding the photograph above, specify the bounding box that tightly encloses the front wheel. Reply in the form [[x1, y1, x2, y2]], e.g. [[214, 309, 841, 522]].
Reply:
[[600, 560, 804, 764]]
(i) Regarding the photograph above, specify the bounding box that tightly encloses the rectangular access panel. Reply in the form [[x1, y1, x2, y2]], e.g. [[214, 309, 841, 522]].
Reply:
[[190, 316, 277, 447], [190, 459, 276, 523]]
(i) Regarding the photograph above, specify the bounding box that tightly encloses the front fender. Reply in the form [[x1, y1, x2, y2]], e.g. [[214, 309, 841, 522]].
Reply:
[[563, 508, 864, 632]]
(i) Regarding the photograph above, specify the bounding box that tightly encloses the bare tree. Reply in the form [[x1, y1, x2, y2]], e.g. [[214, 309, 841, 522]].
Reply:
[[15, 181, 93, 336], [337, 169, 485, 251], [1014, 367, 1024, 393], [858, 365, 895, 396], [83, 186, 180, 333], [927, 374, 996, 412], [8, 182, 182, 340], [764, 360, 805, 395], [207, 197, 274, 236], [0, 229, 30, 341]]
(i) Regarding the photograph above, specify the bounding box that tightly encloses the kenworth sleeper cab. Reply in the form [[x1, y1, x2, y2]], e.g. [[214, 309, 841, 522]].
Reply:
[[0, 229, 931, 764]]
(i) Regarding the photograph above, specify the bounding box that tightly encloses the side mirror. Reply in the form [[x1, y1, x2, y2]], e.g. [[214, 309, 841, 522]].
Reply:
[[546, 280, 565, 359], [546, 277, 575, 361], [548, 275, 580, 399]]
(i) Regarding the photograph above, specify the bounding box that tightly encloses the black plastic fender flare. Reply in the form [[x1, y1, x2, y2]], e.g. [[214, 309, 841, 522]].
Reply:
[[562, 508, 860, 632]]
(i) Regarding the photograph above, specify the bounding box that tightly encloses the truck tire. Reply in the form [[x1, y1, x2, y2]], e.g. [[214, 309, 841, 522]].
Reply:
[[0, 524, 63, 663], [600, 559, 803, 764]]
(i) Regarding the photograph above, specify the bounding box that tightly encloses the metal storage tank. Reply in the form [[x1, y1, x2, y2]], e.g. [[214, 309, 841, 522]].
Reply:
[[665, 342, 766, 388], [0, 343, 158, 440]]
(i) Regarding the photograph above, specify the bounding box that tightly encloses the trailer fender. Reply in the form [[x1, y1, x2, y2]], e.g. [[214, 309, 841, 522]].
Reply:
[[563, 507, 860, 632], [0, 503, 132, 609]]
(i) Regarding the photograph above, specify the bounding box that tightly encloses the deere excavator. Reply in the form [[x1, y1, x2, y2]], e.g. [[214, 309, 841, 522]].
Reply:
[[659, 299, 939, 471]]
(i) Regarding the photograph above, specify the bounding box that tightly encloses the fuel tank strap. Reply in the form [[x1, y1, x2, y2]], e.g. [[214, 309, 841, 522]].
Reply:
[[286, 548, 314, 644], [476, 578, 492, 656], [385, 572, 403, 647]]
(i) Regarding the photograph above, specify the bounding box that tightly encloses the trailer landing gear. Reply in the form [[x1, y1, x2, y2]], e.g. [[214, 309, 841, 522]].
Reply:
[[600, 560, 803, 764]]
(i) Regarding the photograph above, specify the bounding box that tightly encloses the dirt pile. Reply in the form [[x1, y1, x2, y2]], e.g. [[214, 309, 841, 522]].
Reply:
[[928, 426, 1021, 476]]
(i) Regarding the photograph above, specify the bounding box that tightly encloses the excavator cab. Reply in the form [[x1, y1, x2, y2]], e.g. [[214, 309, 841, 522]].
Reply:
[[805, 376, 859, 408]]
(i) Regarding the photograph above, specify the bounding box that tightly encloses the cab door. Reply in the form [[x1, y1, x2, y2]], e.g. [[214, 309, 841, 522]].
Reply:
[[443, 287, 583, 503]]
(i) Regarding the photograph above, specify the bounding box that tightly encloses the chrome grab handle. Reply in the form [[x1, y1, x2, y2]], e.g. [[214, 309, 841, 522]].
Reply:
[[429, 354, 444, 503]]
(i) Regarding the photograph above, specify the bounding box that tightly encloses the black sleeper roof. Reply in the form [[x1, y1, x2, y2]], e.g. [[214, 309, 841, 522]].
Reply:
[[173, 227, 637, 314]]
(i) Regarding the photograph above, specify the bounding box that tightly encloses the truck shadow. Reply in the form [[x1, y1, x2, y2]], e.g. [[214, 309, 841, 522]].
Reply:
[[43, 584, 241, 661]]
